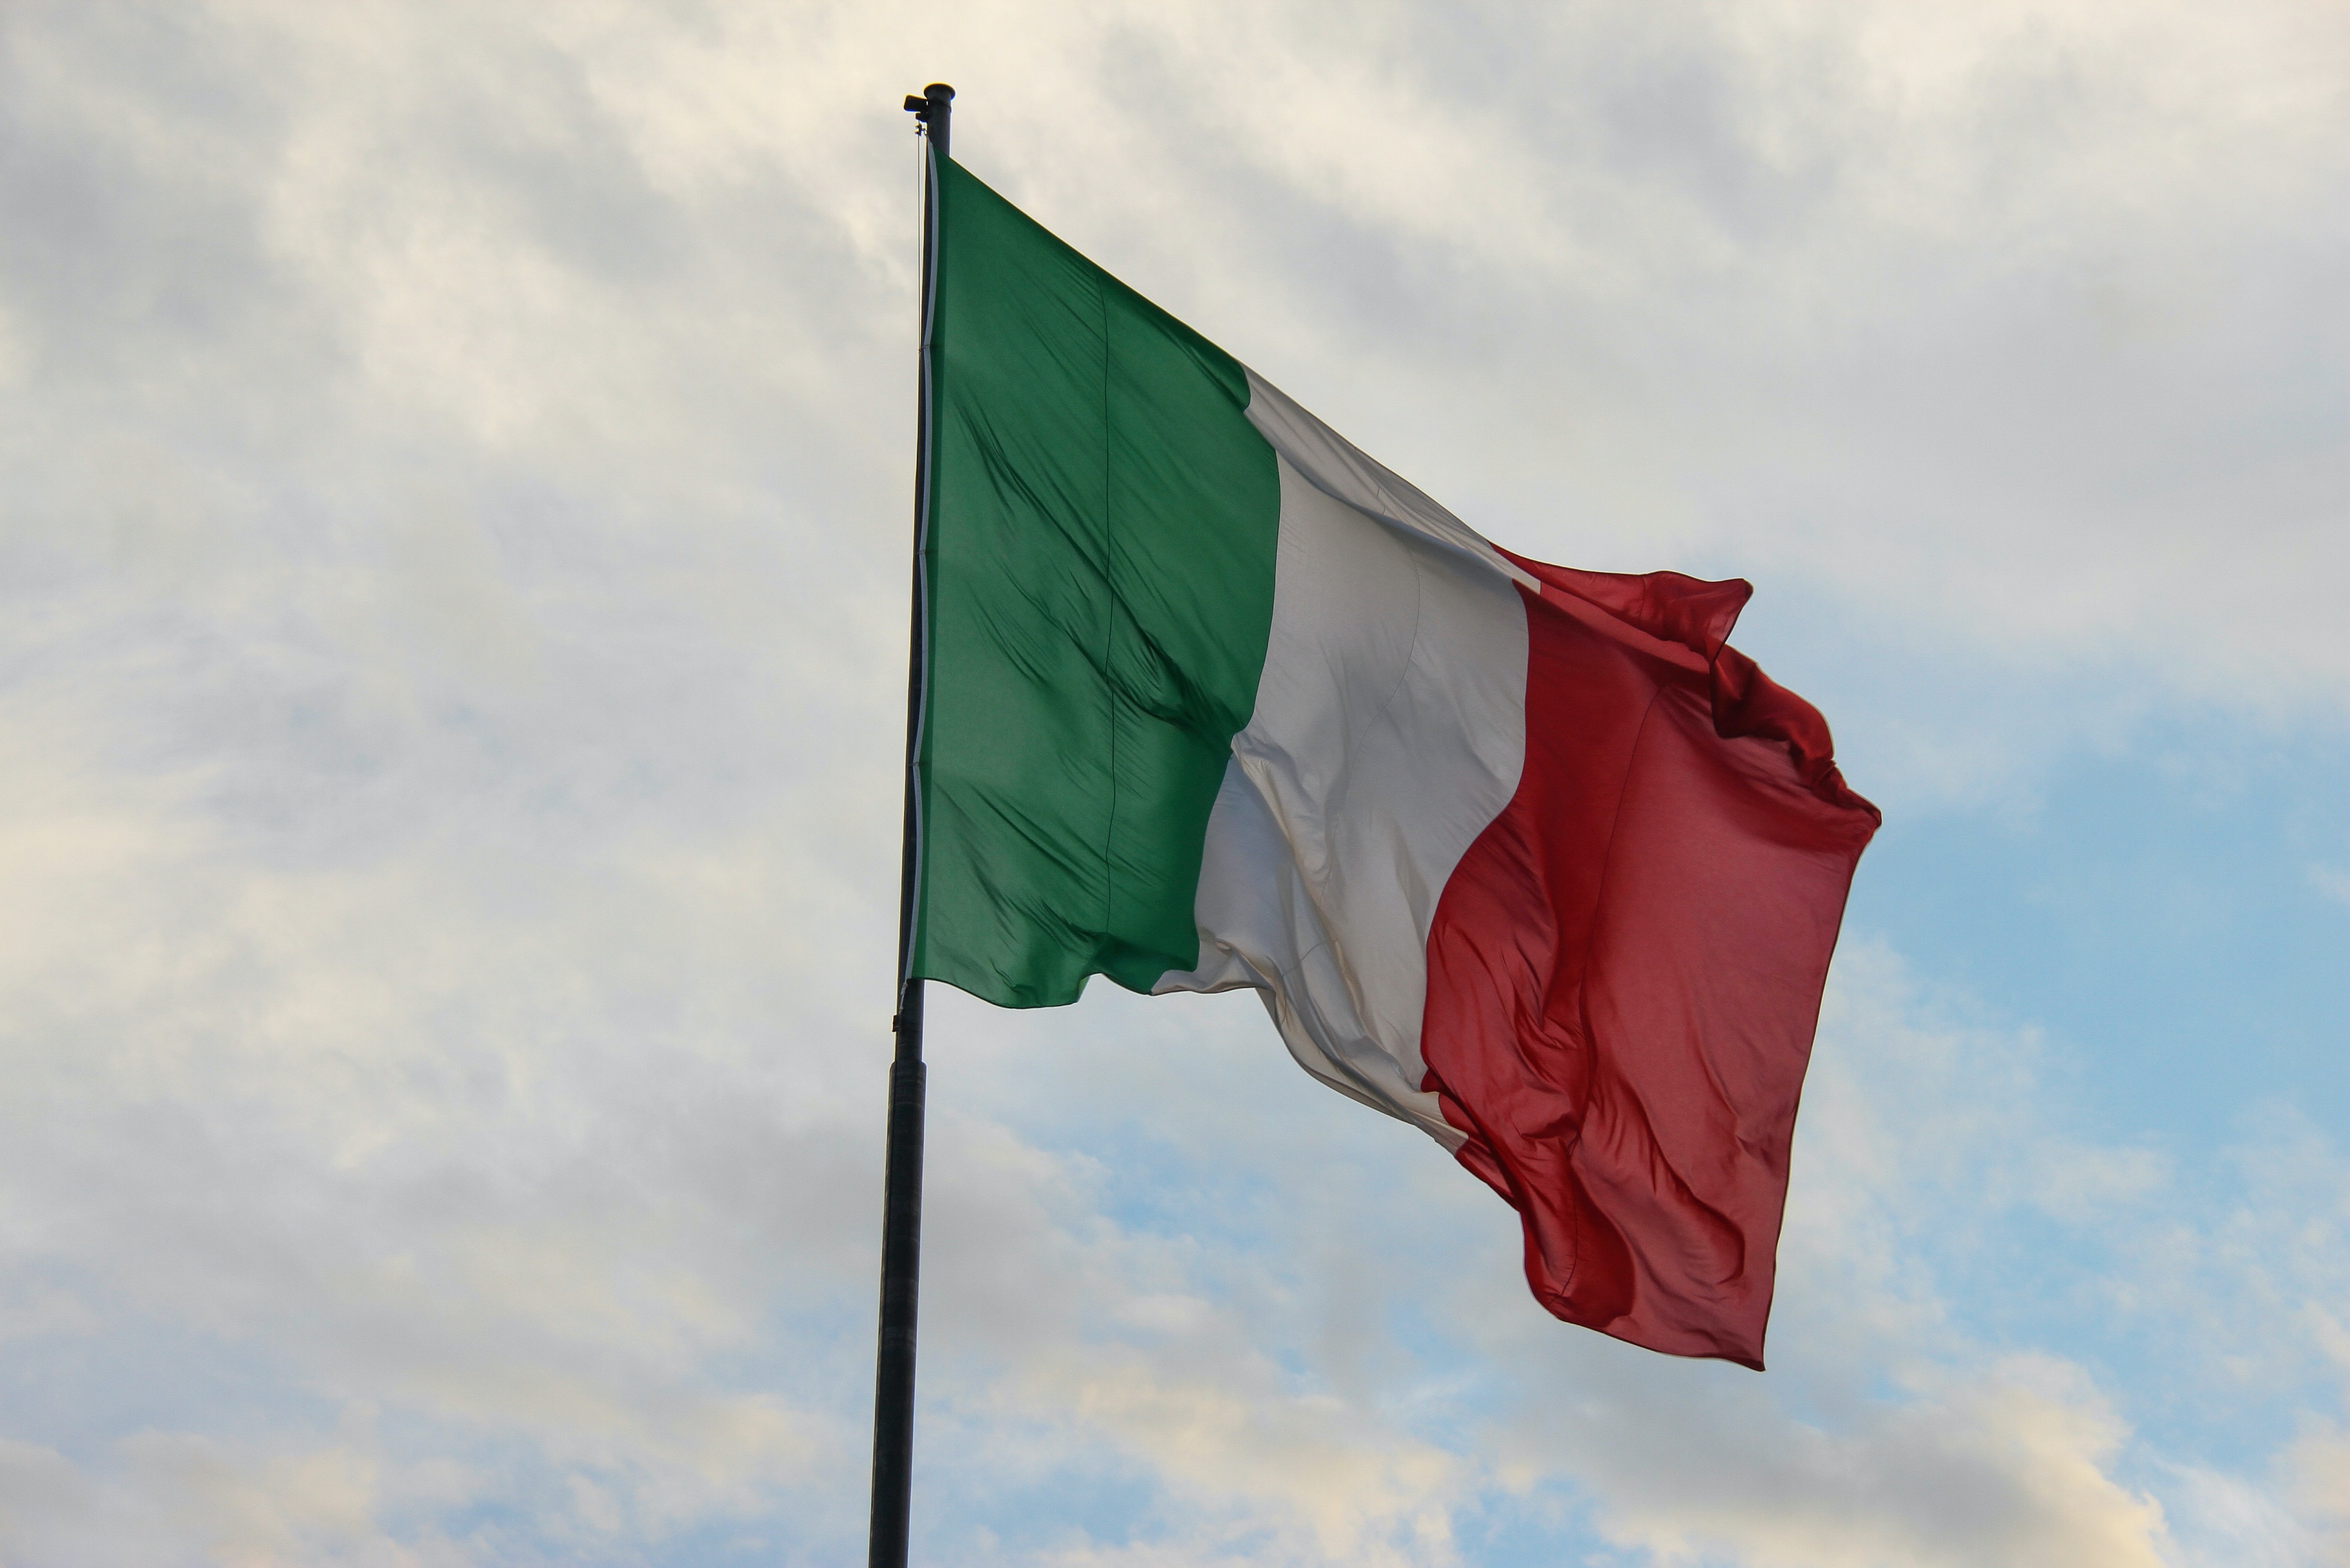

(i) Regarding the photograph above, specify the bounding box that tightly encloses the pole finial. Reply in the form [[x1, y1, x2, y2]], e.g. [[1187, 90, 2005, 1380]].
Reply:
[[904, 83, 955, 158]]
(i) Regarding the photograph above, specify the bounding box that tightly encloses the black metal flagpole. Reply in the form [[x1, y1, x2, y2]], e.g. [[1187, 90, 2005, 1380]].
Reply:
[[870, 79, 951, 1568]]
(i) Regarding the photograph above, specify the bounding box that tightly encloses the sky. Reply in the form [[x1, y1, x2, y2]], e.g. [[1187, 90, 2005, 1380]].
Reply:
[[0, 1, 2344, 1564]]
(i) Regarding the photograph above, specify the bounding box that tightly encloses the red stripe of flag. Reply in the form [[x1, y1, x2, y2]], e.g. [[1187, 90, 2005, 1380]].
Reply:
[[1422, 555, 1878, 1369]]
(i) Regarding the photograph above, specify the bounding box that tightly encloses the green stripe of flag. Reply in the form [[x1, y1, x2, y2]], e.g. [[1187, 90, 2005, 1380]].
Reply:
[[912, 153, 1281, 1007]]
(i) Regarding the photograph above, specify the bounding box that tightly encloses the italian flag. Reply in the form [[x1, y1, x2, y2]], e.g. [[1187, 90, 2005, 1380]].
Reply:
[[909, 152, 1879, 1369]]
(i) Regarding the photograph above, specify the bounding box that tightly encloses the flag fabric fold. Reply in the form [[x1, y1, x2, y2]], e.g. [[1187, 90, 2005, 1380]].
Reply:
[[911, 149, 1878, 1368]]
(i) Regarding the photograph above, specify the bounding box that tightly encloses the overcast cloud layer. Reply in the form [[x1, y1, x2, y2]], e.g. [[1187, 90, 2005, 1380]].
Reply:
[[1, 2, 2344, 1565]]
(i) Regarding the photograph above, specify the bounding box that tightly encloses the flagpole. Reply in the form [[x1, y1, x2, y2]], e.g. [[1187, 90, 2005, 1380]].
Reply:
[[870, 79, 952, 1568]]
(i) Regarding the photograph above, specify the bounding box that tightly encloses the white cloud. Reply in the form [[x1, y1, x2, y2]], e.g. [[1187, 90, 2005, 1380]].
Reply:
[[1567, 1356, 2169, 1568], [900, 950, 2348, 1567], [2287, 1427, 2350, 1563], [0, 1422, 476, 1568], [0, 0, 2343, 1562]]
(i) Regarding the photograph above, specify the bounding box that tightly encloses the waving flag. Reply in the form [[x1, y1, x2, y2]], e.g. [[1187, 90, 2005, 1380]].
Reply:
[[909, 151, 1878, 1369]]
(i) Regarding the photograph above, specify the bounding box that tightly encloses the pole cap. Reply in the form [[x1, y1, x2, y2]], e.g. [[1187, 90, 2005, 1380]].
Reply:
[[905, 84, 956, 127]]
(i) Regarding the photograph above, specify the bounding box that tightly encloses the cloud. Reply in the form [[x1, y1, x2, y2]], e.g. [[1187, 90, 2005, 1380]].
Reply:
[[900, 947, 2348, 1567], [2288, 1427, 2350, 1563], [1, 0, 2343, 1562], [1561, 1356, 2169, 1568], [1435, 947, 2172, 1567], [1383, 940, 2350, 1568], [0, 1421, 465, 1568]]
